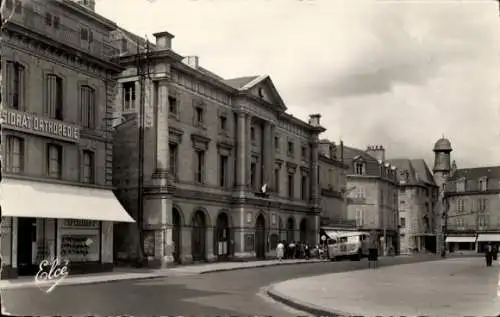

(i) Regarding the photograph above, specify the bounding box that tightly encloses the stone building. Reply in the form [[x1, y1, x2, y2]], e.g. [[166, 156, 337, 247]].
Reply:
[[444, 164, 500, 254], [0, 0, 133, 279], [388, 159, 439, 254], [111, 30, 325, 266], [317, 140, 350, 227], [343, 145, 399, 254]]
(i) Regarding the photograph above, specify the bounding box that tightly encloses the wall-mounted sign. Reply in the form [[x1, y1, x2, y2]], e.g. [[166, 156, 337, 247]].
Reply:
[[2, 109, 80, 142], [63, 219, 99, 228]]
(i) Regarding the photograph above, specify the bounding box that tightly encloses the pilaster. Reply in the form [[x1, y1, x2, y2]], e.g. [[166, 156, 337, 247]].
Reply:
[[235, 111, 248, 191]]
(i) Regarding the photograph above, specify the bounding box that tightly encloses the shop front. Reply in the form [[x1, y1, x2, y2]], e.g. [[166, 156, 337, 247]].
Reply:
[[476, 233, 500, 253], [445, 235, 476, 254], [0, 178, 135, 279]]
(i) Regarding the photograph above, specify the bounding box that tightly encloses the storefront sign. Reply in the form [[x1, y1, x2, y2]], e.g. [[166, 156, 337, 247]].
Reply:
[[1, 109, 80, 142], [63, 219, 99, 228]]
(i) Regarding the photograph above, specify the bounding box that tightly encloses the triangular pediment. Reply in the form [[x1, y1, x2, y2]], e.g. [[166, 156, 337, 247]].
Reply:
[[240, 75, 287, 111]]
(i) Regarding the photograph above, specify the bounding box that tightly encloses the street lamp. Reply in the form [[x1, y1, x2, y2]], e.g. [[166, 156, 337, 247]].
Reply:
[[441, 195, 449, 258], [255, 184, 271, 253]]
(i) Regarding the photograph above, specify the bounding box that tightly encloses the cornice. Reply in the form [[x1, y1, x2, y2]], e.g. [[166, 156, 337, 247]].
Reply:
[[4, 24, 122, 74]]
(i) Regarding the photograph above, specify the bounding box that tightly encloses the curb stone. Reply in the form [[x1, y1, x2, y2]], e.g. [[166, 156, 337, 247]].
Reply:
[[199, 259, 329, 274], [267, 285, 349, 317]]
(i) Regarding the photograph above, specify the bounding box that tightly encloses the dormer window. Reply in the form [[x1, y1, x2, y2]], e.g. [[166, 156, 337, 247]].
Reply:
[[479, 178, 487, 191], [354, 162, 365, 175], [456, 178, 465, 192]]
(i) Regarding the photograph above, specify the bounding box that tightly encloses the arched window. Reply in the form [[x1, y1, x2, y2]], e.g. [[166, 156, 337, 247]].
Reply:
[[80, 85, 96, 129]]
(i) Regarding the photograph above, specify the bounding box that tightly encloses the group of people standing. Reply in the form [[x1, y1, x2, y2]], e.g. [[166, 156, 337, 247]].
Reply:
[[276, 241, 311, 261], [485, 243, 498, 267]]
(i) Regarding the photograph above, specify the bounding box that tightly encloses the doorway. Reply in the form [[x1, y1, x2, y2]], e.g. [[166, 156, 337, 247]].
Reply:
[[191, 210, 206, 262], [17, 217, 36, 276], [255, 214, 266, 259], [172, 207, 182, 263], [215, 212, 230, 259]]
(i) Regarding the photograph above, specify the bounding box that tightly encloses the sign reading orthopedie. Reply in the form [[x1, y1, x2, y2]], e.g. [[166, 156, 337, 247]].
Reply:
[[1, 109, 80, 142]]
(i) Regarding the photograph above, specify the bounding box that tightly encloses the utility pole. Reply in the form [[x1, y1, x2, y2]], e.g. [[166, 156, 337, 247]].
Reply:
[[135, 38, 151, 266]]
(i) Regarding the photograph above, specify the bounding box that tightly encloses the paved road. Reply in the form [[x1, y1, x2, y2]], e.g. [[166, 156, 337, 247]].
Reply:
[[2, 256, 438, 316]]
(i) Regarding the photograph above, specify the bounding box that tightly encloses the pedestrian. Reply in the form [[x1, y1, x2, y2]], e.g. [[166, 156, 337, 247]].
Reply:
[[305, 242, 310, 260], [288, 241, 296, 259], [368, 234, 378, 269], [486, 243, 493, 267], [276, 241, 285, 262], [493, 244, 498, 261]]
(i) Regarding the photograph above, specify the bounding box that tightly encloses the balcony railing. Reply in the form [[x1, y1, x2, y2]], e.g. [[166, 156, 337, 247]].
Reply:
[[6, 3, 119, 60]]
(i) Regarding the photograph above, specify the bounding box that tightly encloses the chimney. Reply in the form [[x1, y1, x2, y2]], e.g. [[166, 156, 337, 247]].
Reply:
[[74, 0, 96, 11], [153, 31, 174, 50], [182, 56, 199, 69], [308, 114, 321, 127], [329, 142, 337, 160], [366, 144, 386, 162]]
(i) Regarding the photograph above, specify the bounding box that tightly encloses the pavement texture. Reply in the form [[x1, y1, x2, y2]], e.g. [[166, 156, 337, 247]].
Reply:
[[269, 257, 500, 317], [0, 258, 327, 290], [1, 255, 438, 316]]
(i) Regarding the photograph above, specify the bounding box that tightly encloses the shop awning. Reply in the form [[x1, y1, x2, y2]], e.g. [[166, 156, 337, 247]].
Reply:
[[1, 178, 135, 222], [323, 231, 339, 240], [477, 234, 500, 242], [445, 236, 476, 243]]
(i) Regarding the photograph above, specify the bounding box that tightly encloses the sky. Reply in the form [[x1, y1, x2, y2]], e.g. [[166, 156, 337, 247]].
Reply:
[[96, 0, 500, 169]]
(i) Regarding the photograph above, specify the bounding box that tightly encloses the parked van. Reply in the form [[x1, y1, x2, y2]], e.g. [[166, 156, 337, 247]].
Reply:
[[328, 231, 370, 261]]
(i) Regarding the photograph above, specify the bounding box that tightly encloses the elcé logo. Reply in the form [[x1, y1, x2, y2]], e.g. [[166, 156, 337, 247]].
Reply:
[[34, 258, 69, 293]]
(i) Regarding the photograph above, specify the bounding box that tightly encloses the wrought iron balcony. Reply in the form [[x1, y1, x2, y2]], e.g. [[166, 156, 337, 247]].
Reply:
[[5, 2, 119, 61]]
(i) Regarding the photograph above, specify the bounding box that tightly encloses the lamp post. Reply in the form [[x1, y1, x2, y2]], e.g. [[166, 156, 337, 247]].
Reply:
[[441, 194, 449, 258]]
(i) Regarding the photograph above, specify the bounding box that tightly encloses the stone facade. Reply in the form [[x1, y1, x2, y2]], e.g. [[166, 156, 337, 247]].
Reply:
[[111, 31, 325, 266], [343, 145, 399, 254], [317, 140, 350, 226], [0, 0, 122, 278], [389, 159, 439, 254]]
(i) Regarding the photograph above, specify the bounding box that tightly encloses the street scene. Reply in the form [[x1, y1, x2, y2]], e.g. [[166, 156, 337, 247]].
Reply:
[[0, 0, 499, 316]]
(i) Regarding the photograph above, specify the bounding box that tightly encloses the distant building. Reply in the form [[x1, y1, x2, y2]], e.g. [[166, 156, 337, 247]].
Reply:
[[444, 166, 500, 253], [317, 140, 351, 227], [342, 145, 399, 254], [388, 159, 439, 254]]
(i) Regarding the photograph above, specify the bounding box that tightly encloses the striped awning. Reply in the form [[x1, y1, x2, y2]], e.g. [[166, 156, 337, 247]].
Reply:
[[445, 236, 476, 243]]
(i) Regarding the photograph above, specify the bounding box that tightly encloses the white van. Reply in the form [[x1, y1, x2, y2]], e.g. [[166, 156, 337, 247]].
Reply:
[[327, 231, 370, 261]]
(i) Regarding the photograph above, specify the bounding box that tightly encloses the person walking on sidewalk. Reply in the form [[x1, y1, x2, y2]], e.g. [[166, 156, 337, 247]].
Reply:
[[368, 235, 378, 269], [276, 241, 285, 262], [485, 243, 493, 267]]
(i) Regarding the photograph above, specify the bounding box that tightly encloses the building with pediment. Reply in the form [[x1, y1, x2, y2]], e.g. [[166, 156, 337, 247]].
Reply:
[[341, 145, 400, 255], [111, 31, 327, 265]]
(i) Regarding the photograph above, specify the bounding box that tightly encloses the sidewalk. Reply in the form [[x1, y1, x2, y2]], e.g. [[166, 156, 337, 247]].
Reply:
[[268, 257, 500, 317], [0, 258, 326, 290]]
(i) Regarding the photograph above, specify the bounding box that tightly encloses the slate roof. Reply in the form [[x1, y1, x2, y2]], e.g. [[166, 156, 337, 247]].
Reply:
[[448, 166, 500, 181], [388, 158, 436, 187], [223, 76, 259, 89]]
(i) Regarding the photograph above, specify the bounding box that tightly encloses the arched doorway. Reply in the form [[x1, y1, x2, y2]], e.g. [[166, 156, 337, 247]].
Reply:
[[215, 212, 230, 259], [287, 217, 295, 242], [300, 218, 307, 243], [255, 214, 266, 259], [172, 207, 182, 263], [191, 210, 206, 262]]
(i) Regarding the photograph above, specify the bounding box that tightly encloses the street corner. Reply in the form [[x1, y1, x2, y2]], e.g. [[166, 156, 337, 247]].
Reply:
[[266, 282, 346, 317]]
